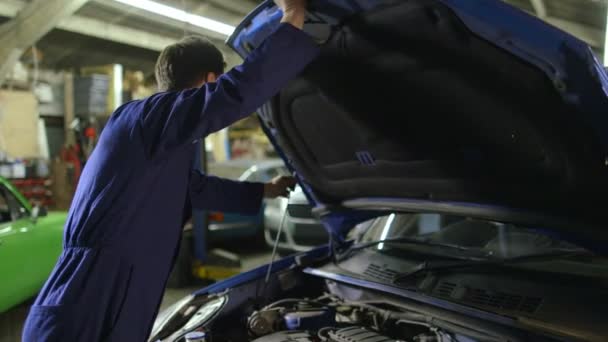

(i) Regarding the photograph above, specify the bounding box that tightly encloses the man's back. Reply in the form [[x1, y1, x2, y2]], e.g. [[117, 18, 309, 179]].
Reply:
[[26, 94, 197, 340], [64, 94, 194, 250]]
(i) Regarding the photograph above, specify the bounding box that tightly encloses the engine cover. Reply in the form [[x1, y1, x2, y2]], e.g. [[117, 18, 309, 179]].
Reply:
[[328, 327, 397, 342], [250, 331, 314, 342], [250, 327, 396, 342]]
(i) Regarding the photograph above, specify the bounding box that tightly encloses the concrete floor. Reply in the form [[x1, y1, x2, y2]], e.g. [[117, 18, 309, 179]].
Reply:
[[0, 245, 272, 342]]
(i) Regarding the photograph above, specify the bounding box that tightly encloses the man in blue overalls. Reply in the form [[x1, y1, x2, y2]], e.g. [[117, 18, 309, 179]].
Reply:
[[23, 1, 319, 340]]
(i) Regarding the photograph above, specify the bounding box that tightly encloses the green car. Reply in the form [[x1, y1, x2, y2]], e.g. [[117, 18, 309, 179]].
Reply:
[[0, 177, 67, 313]]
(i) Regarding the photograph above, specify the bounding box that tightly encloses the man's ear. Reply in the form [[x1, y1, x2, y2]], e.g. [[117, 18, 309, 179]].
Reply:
[[205, 72, 218, 83]]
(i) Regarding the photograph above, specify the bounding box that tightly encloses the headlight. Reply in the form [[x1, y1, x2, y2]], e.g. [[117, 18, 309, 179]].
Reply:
[[151, 295, 195, 338], [149, 295, 227, 342]]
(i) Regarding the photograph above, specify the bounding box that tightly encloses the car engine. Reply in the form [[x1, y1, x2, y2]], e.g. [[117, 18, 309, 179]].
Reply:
[[151, 273, 519, 342], [252, 327, 398, 342], [245, 294, 448, 342]]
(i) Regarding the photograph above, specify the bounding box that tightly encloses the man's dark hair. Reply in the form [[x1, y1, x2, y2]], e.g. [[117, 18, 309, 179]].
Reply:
[[155, 35, 225, 92]]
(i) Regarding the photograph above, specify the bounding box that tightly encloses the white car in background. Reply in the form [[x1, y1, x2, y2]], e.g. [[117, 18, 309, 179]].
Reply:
[[264, 185, 327, 253]]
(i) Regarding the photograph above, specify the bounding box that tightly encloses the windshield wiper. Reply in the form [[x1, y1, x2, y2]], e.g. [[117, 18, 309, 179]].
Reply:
[[337, 237, 488, 262], [392, 249, 593, 285]]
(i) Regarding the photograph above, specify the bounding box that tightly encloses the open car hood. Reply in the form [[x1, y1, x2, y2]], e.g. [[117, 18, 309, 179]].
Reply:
[[228, 0, 608, 251]]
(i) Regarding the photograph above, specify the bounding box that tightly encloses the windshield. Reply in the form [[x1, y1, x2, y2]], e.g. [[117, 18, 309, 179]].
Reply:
[[335, 213, 608, 328], [352, 213, 588, 259]]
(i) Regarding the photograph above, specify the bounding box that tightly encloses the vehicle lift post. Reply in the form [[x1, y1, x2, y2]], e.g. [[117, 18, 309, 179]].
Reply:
[[191, 139, 242, 282]]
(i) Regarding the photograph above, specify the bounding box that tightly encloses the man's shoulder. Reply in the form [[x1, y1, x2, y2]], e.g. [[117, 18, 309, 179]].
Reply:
[[137, 91, 186, 114], [107, 91, 188, 135], [110, 92, 172, 119]]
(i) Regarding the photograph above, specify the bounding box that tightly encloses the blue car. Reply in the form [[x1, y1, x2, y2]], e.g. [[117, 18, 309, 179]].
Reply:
[[150, 0, 608, 341]]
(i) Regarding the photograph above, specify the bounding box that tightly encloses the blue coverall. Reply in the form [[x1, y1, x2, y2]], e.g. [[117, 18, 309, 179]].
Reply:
[[22, 24, 319, 341]]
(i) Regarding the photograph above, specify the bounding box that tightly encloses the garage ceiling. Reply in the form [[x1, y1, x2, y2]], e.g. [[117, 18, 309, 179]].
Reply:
[[508, 0, 607, 30], [0, 0, 606, 75], [0, 0, 262, 73]]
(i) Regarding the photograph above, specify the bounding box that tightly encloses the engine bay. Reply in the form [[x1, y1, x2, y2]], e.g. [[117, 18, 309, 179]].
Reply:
[[151, 237, 607, 342], [150, 269, 538, 342], [246, 294, 450, 342]]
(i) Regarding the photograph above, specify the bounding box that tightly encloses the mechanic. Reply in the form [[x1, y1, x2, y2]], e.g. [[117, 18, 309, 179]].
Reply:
[[22, 1, 319, 341]]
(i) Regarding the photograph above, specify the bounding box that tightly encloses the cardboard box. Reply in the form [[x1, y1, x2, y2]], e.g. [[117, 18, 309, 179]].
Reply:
[[0, 90, 41, 158]]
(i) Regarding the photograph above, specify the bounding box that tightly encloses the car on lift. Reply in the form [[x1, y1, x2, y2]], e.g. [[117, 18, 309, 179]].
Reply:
[[0, 177, 67, 313], [149, 0, 608, 341]]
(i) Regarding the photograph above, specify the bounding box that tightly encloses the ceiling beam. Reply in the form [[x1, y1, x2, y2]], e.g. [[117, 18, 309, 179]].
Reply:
[[0, 0, 90, 85], [84, 0, 241, 65], [203, 0, 256, 17], [509, 0, 605, 49], [61, 15, 175, 51], [90, 0, 234, 40], [0, 1, 241, 69], [604, 6, 608, 67], [530, 0, 547, 18], [543, 16, 605, 49], [0, 1, 172, 51]]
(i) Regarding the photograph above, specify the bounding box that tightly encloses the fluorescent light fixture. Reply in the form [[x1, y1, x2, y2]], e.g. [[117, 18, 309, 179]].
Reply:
[[112, 0, 235, 36], [378, 213, 395, 250]]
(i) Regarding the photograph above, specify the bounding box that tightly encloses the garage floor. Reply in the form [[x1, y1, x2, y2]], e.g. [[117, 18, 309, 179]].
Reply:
[[0, 245, 272, 342]]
